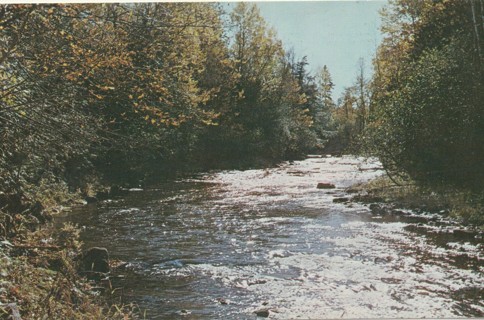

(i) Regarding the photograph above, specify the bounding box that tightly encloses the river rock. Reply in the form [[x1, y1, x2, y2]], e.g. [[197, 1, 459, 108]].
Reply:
[[178, 309, 191, 315], [80, 247, 110, 274], [254, 309, 270, 317], [216, 297, 229, 305], [369, 203, 395, 215], [85, 196, 98, 204], [109, 185, 129, 197], [4, 303, 21, 320], [391, 209, 407, 216], [453, 229, 477, 242], [351, 194, 384, 203], [30, 201, 52, 223], [317, 182, 335, 189], [333, 197, 349, 203], [95, 190, 110, 201]]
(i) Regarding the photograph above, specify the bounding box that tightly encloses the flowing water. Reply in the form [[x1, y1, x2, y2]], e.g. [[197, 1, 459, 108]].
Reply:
[[61, 156, 483, 319]]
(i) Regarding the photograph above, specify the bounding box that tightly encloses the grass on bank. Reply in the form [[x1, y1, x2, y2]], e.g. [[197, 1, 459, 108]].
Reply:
[[348, 175, 484, 228], [0, 192, 137, 320]]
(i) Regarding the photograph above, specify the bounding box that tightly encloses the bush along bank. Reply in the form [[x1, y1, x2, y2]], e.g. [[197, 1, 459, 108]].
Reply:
[[0, 191, 137, 320], [346, 175, 484, 230]]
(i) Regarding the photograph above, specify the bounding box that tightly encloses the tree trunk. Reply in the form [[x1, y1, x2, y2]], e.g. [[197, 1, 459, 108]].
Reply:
[[469, 0, 483, 70]]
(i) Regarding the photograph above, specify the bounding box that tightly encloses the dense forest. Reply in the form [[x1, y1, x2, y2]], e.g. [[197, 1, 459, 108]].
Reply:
[[1, 0, 483, 231], [1, 0, 483, 227], [1, 3, 336, 204], [366, 0, 484, 191], [331, 0, 483, 192]]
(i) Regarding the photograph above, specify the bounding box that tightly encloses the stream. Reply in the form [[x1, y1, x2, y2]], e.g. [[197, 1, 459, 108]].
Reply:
[[61, 156, 483, 319]]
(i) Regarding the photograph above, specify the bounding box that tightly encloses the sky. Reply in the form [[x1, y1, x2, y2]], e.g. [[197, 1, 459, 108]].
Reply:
[[225, 1, 387, 100]]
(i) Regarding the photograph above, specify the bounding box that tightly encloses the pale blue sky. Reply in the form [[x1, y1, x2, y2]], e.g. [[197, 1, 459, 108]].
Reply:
[[224, 1, 387, 99]]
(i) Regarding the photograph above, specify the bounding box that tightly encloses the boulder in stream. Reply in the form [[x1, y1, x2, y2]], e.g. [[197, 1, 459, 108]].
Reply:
[[80, 247, 110, 275], [85, 196, 98, 204], [254, 309, 270, 317], [317, 182, 336, 189], [453, 229, 478, 242], [216, 297, 229, 305], [109, 185, 129, 197], [369, 203, 390, 215]]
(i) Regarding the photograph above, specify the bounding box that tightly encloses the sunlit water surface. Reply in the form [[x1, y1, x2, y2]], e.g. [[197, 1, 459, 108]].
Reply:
[[62, 156, 483, 319]]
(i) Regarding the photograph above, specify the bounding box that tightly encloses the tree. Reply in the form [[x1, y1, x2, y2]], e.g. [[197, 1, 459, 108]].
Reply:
[[0, 5, 102, 195], [81, 3, 226, 181], [0, 2, 326, 205], [208, 2, 317, 162], [332, 87, 358, 149], [0, 3, 231, 192], [314, 65, 337, 144], [354, 58, 370, 133], [364, 0, 484, 189]]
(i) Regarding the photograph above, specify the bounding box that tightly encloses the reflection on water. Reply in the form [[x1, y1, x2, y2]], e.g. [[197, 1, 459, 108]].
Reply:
[[62, 156, 483, 319]]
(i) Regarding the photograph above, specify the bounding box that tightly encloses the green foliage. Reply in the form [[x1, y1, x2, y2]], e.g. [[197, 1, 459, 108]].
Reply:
[[315, 65, 337, 139], [332, 87, 359, 151], [199, 3, 330, 164], [1, 3, 337, 197], [364, 0, 484, 190], [326, 58, 371, 154], [1, 5, 98, 199]]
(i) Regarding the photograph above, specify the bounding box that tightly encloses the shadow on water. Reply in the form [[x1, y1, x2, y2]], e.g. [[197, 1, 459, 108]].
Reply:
[[59, 156, 483, 319]]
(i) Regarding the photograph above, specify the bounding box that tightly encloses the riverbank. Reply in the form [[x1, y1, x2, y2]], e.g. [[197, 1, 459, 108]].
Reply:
[[0, 198, 136, 319], [347, 175, 484, 228]]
